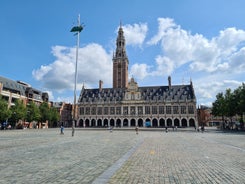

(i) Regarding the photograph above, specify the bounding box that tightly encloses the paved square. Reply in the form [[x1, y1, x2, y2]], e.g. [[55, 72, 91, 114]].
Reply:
[[0, 128, 244, 184]]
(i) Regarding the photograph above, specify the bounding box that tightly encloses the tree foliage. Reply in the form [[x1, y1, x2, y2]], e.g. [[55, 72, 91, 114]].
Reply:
[[10, 99, 26, 123], [0, 96, 60, 128], [39, 102, 51, 123], [39, 102, 60, 127], [49, 107, 60, 127], [212, 92, 225, 119], [0, 95, 11, 123], [212, 83, 245, 129], [26, 101, 41, 122]]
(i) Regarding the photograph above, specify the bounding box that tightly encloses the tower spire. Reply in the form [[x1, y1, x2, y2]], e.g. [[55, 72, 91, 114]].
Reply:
[[112, 23, 129, 89]]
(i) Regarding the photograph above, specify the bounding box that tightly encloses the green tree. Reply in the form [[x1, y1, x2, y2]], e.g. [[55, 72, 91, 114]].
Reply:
[[39, 102, 51, 123], [0, 95, 11, 124], [212, 84, 245, 130], [212, 92, 226, 128], [10, 99, 26, 128], [233, 83, 245, 129], [224, 89, 236, 123], [26, 101, 41, 127], [49, 107, 60, 127]]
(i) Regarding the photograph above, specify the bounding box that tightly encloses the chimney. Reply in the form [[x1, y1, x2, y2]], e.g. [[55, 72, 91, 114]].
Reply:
[[168, 76, 171, 89], [99, 80, 103, 92]]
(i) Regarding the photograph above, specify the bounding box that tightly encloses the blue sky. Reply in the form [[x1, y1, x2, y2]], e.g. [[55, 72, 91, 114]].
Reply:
[[1, 0, 245, 106]]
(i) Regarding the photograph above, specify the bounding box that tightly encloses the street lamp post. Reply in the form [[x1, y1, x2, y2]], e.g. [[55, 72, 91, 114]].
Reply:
[[70, 14, 84, 136]]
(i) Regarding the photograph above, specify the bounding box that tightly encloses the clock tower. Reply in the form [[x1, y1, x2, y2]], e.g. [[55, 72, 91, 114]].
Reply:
[[113, 23, 129, 89]]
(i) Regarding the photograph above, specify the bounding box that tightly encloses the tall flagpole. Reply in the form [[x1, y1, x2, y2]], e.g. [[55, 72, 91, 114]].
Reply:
[[70, 14, 83, 136]]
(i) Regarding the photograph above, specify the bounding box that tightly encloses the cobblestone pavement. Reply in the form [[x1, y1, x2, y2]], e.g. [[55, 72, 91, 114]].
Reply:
[[0, 129, 244, 184]]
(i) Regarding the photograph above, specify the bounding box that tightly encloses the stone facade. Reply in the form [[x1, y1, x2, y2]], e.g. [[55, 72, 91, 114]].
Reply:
[[77, 25, 197, 128]]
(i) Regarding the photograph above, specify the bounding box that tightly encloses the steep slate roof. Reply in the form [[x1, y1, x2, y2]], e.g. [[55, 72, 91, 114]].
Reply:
[[0, 76, 26, 96], [78, 84, 196, 103]]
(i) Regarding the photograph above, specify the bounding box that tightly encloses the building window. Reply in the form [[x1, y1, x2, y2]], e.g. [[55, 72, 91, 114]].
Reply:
[[123, 106, 128, 115], [116, 107, 121, 115], [85, 107, 90, 115], [159, 106, 164, 114], [97, 107, 102, 115], [138, 106, 143, 115], [181, 106, 186, 114], [173, 106, 179, 114], [104, 107, 108, 115], [80, 107, 84, 115], [110, 107, 115, 115], [91, 107, 96, 115], [152, 106, 157, 114], [145, 106, 150, 114], [166, 106, 171, 114], [188, 105, 194, 114], [130, 106, 135, 115]]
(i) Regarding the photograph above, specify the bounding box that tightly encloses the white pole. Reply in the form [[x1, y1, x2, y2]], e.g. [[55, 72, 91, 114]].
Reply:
[[72, 14, 80, 136]]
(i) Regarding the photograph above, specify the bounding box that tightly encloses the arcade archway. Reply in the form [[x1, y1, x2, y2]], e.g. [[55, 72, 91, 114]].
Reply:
[[167, 118, 172, 127], [174, 119, 180, 127], [123, 119, 128, 127], [138, 119, 143, 127], [189, 118, 195, 127], [159, 118, 165, 127], [182, 119, 187, 127], [152, 118, 158, 127], [79, 119, 84, 127], [131, 119, 136, 127]]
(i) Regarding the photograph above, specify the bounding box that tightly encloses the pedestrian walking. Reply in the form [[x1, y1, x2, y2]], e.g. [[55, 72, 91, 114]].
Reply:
[[165, 127, 168, 133], [72, 126, 75, 136], [109, 126, 113, 133], [135, 126, 139, 134], [60, 126, 64, 135], [201, 126, 204, 133]]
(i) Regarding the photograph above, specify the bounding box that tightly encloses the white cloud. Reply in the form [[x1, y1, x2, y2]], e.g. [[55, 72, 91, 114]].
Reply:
[[140, 17, 245, 105], [129, 63, 149, 80], [214, 27, 245, 56], [45, 90, 54, 101], [33, 19, 245, 105], [152, 56, 174, 76], [147, 18, 176, 45], [32, 65, 52, 81], [121, 23, 148, 46], [229, 47, 245, 73], [56, 96, 73, 103], [193, 73, 243, 106], [33, 43, 112, 94], [145, 18, 245, 76]]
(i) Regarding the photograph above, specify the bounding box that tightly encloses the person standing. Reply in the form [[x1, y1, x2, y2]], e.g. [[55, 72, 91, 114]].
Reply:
[[60, 126, 64, 135], [135, 126, 139, 134], [72, 126, 75, 136]]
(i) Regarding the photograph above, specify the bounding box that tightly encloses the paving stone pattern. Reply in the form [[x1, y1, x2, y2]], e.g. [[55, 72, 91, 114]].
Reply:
[[0, 129, 244, 184]]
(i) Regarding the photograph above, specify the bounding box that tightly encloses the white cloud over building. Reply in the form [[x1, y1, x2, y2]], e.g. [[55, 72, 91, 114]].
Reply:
[[33, 17, 245, 106]]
